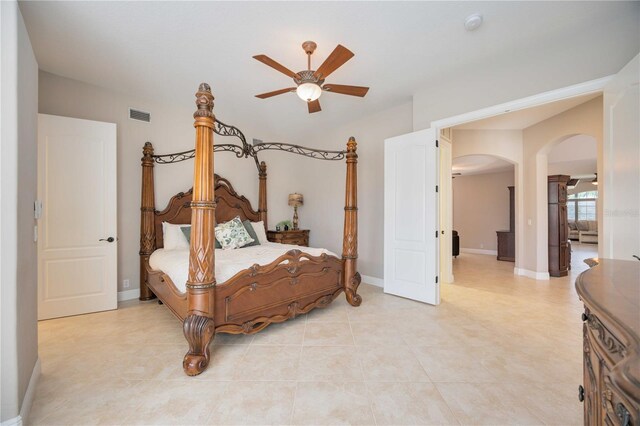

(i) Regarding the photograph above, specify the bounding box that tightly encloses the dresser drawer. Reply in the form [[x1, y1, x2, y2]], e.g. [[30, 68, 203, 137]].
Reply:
[[267, 230, 309, 247]]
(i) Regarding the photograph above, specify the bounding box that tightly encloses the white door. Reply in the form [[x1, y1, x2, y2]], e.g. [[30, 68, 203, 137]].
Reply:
[[439, 130, 454, 283], [38, 114, 117, 320], [601, 54, 640, 261], [384, 128, 439, 305]]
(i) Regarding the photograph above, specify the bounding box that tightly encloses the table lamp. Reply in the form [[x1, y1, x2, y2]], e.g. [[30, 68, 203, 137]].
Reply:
[[288, 193, 303, 230]]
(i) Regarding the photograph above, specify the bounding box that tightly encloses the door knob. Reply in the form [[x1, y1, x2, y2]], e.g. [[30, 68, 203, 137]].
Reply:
[[99, 237, 115, 243], [578, 385, 584, 402]]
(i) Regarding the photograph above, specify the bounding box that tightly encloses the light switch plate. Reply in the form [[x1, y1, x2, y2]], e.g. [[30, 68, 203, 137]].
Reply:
[[34, 200, 43, 219]]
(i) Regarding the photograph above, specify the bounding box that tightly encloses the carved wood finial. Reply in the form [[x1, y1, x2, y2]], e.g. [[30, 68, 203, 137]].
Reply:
[[347, 137, 357, 152], [259, 161, 267, 176], [194, 83, 215, 119], [143, 141, 154, 157]]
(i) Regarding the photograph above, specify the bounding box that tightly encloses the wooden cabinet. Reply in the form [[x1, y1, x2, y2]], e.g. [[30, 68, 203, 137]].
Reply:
[[497, 186, 515, 262], [548, 175, 570, 277], [576, 260, 640, 426], [267, 229, 310, 247]]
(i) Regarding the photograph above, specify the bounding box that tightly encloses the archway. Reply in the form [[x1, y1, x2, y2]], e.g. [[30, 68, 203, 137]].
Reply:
[[449, 152, 521, 273], [541, 133, 599, 276]]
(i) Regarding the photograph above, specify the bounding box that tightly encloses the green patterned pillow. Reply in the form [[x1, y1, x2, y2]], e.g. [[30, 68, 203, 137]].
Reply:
[[214, 216, 255, 250]]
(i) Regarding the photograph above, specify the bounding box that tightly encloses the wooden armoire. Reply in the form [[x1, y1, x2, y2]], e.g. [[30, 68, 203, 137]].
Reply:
[[548, 175, 571, 277], [496, 186, 515, 262]]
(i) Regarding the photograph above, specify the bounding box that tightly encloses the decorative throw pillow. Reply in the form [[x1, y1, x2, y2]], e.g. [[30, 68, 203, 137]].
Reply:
[[576, 220, 590, 231], [214, 216, 254, 250], [182, 223, 222, 249], [568, 222, 577, 230], [162, 222, 190, 250], [242, 220, 261, 247], [180, 225, 191, 243], [251, 221, 268, 244]]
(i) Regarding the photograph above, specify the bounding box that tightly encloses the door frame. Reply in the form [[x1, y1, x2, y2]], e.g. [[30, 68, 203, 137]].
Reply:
[[428, 76, 612, 280]]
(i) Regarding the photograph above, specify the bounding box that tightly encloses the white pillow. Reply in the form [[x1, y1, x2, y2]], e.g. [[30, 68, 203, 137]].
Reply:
[[162, 222, 190, 250], [251, 221, 268, 244]]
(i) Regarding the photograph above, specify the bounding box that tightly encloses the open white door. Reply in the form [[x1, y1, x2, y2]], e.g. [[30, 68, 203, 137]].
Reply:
[[384, 128, 439, 305], [38, 114, 117, 320], [601, 54, 640, 261], [439, 130, 454, 283]]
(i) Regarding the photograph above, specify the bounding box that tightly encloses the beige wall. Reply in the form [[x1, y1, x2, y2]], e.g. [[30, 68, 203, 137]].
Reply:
[[284, 102, 414, 279], [522, 96, 603, 274], [453, 170, 515, 252], [1, 1, 39, 421], [39, 72, 295, 293]]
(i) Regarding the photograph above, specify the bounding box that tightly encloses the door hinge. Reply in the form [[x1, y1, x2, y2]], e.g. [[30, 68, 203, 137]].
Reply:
[[436, 185, 439, 192], [435, 230, 439, 238], [435, 276, 439, 284], [435, 139, 439, 148]]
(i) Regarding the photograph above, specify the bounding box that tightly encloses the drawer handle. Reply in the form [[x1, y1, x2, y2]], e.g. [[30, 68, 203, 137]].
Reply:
[[581, 313, 589, 322], [578, 385, 584, 402]]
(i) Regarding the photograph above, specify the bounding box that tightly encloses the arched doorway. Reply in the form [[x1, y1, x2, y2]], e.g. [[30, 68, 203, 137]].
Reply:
[[450, 153, 520, 266], [543, 133, 599, 276]]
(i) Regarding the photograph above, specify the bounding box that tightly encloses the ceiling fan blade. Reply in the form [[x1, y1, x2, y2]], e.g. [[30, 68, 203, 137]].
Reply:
[[323, 84, 369, 97], [308, 99, 321, 114], [255, 87, 296, 99], [253, 55, 300, 79], [313, 45, 354, 79]]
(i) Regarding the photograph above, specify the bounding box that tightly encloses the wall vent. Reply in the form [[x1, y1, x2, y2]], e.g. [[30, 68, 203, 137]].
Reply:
[[129, 108, 150, 123]]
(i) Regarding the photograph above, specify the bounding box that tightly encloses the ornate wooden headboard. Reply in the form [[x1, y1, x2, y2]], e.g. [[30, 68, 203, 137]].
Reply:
[[153, 174, 261, 249]]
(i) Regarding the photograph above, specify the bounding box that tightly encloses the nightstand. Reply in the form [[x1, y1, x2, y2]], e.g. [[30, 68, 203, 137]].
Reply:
[[267, 229, 309, 247]]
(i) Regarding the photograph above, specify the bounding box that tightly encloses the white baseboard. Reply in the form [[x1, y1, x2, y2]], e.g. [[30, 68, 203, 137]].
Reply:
[[2, 358, 42, 426], [514, 268, 550, 280], [360, 274, 383, 288], [1, 416, 22, 426], [117, 288, 140, 302], [460, 248, 498, 256]]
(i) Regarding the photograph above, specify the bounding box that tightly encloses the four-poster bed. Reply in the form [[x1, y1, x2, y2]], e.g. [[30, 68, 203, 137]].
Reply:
[[139, 83, 361, 376]]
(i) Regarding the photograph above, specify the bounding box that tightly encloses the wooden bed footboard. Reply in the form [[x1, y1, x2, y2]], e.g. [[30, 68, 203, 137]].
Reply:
[[144, 249, 343, 331], [214, 250, 343, 334]]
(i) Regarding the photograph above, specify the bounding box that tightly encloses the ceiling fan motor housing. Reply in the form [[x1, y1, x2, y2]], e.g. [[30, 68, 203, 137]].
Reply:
[[294, 70, 324, 86]]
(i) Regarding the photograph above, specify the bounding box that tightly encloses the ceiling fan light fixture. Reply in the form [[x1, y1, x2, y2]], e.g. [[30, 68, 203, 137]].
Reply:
[[296, 82, 322, 102]]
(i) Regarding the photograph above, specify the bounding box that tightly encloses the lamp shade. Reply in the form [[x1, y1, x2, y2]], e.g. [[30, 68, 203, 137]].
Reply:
[[296, 83, 322, 102], [288, 193, 303, 207]]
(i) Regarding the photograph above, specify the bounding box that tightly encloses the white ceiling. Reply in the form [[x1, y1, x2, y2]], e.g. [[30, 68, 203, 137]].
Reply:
[[453, 93, 601, 130], [19, 1, 640, 141], [452, 155, 513, 176]]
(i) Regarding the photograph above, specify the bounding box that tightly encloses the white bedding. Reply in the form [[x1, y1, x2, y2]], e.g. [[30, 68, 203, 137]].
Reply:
[[149, 242, 336, 293]]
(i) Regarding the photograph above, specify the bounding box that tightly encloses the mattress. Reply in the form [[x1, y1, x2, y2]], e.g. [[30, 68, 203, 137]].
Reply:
[[149, 242, 336, 293]]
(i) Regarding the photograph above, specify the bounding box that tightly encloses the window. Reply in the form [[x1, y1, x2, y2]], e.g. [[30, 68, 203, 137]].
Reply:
[[567, 191, 598, 222]]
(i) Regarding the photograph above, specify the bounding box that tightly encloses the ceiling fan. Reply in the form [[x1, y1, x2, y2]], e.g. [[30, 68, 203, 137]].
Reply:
[[253, 41, 369, 114]]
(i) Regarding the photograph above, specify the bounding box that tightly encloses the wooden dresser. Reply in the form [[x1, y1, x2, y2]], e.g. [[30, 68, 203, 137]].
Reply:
[[267, 229, 309, 247], [576, 259, 640, 425], [548, 175, 571, 276]]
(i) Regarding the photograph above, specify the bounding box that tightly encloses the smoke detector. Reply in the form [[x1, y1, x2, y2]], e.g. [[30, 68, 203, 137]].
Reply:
[[464, 14, 483, 31]]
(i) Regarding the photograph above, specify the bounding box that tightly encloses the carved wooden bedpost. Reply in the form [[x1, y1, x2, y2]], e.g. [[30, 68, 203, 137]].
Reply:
[[258, 161, 268, 230], [183, 83, 217, 376], [139, 142, 156, 301], [342, 137, 362, 306]]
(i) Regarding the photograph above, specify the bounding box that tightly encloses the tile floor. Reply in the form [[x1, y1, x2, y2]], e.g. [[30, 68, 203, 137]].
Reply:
[[28, 244, 597, 425]]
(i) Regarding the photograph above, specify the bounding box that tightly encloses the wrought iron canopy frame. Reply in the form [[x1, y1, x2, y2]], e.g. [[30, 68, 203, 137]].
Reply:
[[151, 118, 347, 170]]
